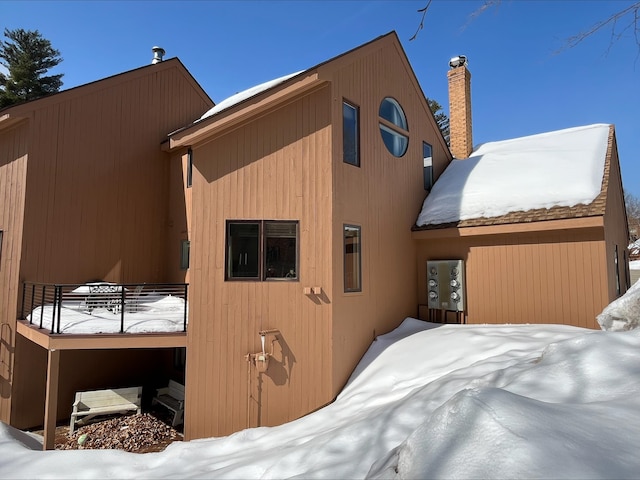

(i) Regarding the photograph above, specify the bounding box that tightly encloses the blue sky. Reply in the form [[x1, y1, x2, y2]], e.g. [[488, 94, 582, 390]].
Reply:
[[3, 0, 639, 197]]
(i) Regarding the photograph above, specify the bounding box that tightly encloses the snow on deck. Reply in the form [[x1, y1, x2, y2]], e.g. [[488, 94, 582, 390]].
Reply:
[[25, 295, 187, 334]]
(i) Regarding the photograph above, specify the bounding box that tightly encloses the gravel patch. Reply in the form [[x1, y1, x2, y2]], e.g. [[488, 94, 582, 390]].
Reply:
[[56, 413, 182, 453]]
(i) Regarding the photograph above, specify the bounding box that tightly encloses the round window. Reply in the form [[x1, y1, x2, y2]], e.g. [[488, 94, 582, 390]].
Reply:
[[379, 97, 408, 157]]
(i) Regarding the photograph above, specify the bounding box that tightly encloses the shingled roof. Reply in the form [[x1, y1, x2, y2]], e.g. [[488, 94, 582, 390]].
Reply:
[[413, 124, 614, 231]]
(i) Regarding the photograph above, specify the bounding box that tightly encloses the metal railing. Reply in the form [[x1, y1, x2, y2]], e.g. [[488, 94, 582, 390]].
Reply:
[[21, 282, 188, 334]]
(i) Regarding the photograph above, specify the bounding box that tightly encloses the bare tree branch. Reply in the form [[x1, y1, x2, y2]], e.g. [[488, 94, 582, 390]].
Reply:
[[460, 0, 502, 33], [410, 0, 640, 57], [555, 1, 640, 55], [409, 0, 433, 41]]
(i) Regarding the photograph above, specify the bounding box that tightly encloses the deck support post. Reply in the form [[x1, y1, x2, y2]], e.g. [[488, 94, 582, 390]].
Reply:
[[43, 348, 60, 450]]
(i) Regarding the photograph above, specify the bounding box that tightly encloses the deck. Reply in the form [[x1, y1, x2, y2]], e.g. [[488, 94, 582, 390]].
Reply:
[[17, 281, 189, 451]]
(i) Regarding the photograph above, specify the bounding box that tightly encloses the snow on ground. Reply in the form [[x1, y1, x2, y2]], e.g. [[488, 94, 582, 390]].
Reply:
[[416, 124, 610, 226], [3, 302, 640, 478]]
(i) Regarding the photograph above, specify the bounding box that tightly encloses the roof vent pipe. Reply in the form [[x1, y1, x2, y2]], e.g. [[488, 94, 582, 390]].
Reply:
[[151, 46, 165, 64]]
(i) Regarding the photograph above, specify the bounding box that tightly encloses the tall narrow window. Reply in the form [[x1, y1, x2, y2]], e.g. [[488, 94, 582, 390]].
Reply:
[[624, 250, 631, 290], [343, 101, 360, 167], [423, 142, 433, 190], [186, 148, 193, 188], [344, 225, 361, 292], [615, 245, 621, 296], [379, 97, 408, 157], [180, 240, 190, 270], [226, 220, 298, 281], [0, 230, 3, 266]]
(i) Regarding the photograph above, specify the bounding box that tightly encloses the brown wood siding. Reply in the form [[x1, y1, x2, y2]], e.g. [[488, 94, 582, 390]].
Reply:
[[0, 122, 29, 423], [328, 40, 450, 393], [19, 63, 211, 285], [416, 228, 608, 330], [4, 61, 211, 427], [167, 149, 191, 284], [185, 86, 333, 440], [602, 131, 630, 298]]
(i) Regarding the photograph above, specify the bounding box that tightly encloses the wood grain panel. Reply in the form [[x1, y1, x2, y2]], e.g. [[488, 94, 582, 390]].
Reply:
[[416, 229, 608, 330], [0, 122, 29, 423], [185, 86, 334, 439], [4, 60, 212, 427]]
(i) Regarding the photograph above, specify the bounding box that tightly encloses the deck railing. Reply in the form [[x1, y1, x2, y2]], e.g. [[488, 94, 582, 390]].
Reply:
[[21, 282, 188, 334]]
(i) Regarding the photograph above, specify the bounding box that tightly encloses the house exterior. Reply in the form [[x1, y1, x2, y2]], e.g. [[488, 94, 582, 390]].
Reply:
[[0, 30, 630, 448], [412, 60, 630, 330], [0, 56, 213, 447], [164, 31, 451, 440]]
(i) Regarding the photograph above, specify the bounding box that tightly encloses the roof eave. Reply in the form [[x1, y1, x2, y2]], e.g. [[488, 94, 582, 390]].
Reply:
[[412, 215, 605, 239], [166, 72, 326, 150], [0, 112, 29, 132]]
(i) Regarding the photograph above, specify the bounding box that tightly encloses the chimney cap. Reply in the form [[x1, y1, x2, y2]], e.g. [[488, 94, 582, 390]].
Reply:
[[449, 55, 467, 69], [152, 46, 165, 64]]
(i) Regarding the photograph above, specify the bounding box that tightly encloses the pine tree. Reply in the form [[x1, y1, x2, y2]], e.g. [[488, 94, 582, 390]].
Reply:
[[428, 98, 450, 146], [0, 28, 63, 108]]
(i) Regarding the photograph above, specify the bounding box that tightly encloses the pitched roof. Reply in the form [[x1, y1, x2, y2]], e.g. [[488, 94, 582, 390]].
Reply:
[[0, 57, 213, 118], [414, 124, 614, 230], [166, 31, 449, 156]]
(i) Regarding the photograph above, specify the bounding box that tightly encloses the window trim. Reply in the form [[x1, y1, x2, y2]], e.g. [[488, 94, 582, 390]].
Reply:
[[342, 99, 360, 167], [344, 224, 362, 293], [0, 230, 3, 267], [225, 220, 299, 282]]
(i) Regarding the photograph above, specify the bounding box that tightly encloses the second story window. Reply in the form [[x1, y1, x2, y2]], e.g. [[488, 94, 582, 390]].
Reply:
[[379, 97, 408, 157], [423, 142, 433, 191], [343, 100, 360, 167]]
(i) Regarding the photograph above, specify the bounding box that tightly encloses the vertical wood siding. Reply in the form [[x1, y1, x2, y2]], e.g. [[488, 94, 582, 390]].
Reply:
[[328, 41, 451, 393], [186, 87, 334, 439], [416, 229, 608, 330], [602, 131, 630, 299], [19, 63, 211, 285], [185, 36, 452, 439], [0, 122, 29, 423], [4, 61, 211, 426]]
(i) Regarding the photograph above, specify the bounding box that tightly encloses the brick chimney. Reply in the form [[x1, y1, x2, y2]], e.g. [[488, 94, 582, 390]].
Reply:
[[447, 56, 473, 159]]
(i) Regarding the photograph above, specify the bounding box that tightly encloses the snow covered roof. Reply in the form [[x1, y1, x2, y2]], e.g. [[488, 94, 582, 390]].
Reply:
[[416, 124, 612, 228], [198, 71, 304, 121]]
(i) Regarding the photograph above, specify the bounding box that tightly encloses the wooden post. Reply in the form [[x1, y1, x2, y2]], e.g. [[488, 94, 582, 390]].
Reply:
[[43, 348, 60, 450]]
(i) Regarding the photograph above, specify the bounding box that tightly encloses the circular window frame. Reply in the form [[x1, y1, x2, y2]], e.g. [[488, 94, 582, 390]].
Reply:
[[378, 97, 409, 157]]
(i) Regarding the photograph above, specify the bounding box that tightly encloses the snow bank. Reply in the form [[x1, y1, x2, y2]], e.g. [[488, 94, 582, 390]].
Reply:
[[597, 279, 640, 331]]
